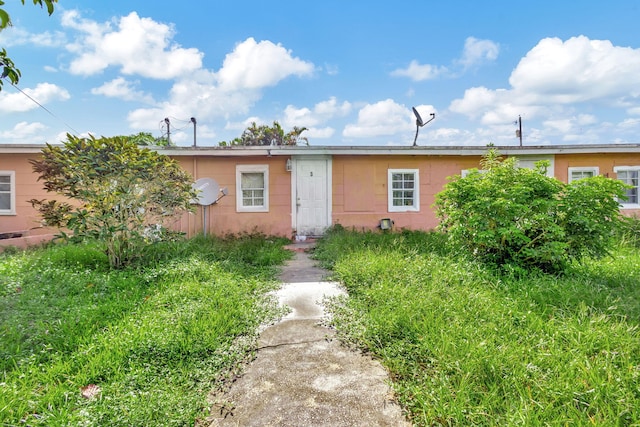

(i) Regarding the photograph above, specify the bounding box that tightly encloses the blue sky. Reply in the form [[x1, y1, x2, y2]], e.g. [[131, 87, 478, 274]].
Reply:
[[1, 0, 639, 147]]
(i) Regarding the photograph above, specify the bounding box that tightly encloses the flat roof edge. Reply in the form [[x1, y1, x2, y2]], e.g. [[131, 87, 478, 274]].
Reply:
[[3, 144, 640, 156]]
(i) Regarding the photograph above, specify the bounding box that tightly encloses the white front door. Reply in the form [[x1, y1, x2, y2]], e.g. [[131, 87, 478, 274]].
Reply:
[[294, 158, 331, 237]]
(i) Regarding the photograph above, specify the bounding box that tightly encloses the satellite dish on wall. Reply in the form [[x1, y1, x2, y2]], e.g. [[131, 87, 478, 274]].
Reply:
[[193, 178, 220, 206]]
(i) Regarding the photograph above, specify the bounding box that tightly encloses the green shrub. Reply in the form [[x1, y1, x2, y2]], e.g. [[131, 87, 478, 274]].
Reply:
[[618, 214, 640, 248], [434, 149, 627, 273]]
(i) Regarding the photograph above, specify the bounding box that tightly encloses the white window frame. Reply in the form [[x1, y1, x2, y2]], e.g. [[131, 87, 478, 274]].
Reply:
[[236, 164, 269, 212], [515, 155, 555, 177], [614, 166, 640, 209], [0, 171, 16, 215], [568, 166, 599, 183], [388, 169, 419, 212], [461, 169, 487, 178]]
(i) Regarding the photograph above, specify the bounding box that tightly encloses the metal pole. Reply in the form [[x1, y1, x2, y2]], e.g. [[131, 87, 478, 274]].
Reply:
[[164, 117, 171, 145], [191, 117, 197, 147], [518, 115, 523, 146], [203, 205, 208, 235]]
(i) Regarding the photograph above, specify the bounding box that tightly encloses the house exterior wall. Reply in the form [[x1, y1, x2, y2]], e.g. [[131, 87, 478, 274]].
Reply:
[[331, 155, 483, 231], [4, 146, 640, 249], [554, 152, 640, 217], [0, 152, 58, 248], [0, 153, 48, 233], [173, 155, 293, 238]]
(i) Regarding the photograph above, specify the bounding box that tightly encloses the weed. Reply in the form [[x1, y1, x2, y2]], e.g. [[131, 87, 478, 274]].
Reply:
[[0, 235, 290, 426], [319, 229, 640, 426]]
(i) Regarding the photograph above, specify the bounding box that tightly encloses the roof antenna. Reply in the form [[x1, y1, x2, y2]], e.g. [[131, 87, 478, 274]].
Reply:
[[191, 117, 197, 147], [412, 107, 435, 146], [164, 117, 171, 145]]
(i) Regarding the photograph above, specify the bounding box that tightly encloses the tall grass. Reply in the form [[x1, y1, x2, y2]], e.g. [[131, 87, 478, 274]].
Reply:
[[317, 228, 640, 426], [0, 234, 291, 426]]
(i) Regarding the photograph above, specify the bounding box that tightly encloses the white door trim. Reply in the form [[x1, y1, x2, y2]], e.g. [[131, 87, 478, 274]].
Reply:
[[290, 156, 332, 237]]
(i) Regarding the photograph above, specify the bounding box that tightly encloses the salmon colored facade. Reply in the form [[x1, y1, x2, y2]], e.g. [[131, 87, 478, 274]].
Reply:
[[0, 149, 58, 247], [2, 144, 640, 250], [172, 155, 293, 238]]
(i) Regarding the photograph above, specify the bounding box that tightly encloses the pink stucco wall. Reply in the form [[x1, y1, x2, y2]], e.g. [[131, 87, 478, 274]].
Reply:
[[3, 148, 640, 250], [331, 155, 483, 231], [554, 152, 640, 217], [0, 152, 58, 249], [174, 156, 294, 238]]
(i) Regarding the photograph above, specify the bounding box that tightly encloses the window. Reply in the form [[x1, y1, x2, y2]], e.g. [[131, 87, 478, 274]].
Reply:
[[461, 169, 486, 178], [614, 166, 640, 208], [236, 165, 269, 212], [516, 156, 555, 177], [0, 171, 16, 215], [568, 167, 599, 182], [388, 169, 419, 212]]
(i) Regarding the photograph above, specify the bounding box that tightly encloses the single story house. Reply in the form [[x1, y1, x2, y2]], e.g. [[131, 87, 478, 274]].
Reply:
[[2, 143, 640, 249]]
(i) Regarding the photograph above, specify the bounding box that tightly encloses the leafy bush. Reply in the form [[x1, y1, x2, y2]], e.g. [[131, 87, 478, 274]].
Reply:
[[434, 149, 627, 273], [29, 135, 197, 268], [319, 231, 640, 426], [618, 214, 640, 248]]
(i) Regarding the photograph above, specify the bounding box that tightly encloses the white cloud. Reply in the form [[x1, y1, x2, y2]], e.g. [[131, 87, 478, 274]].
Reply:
[[0, 27, 66, 47], [217, 38, 314, 91], [343, 99, 414, 138], [391, 60, 447, 81], [391, 37, 498, 81], [0, 121, 47, 140], [509, 36, 640, 103], [282, 97, 352, 129], [458, 37, 499, 68], [618, 117, 640, 130], [0, 83, 70, 112], [126, 38, 317, 131], [91, 77, 155, 104], [449, 36, 640, 131], [62, 10, 203, 79], [305, 127, 335, 139]]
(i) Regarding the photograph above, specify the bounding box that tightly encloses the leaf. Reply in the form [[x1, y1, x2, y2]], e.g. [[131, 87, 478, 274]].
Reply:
[[0, 9, 9, 29]]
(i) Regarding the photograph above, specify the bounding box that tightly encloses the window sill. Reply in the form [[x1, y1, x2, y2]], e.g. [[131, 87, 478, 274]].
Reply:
[[236, 207, 269, 213], [388, 207, 420, 213]]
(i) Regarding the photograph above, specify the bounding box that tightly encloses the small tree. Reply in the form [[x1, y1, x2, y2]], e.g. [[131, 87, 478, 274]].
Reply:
[[30, 134, 197, 268], [220, 121, 308, 146], [434, 149, 627, 273]]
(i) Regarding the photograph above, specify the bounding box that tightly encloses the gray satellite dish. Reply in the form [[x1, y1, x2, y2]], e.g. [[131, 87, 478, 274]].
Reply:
[[412, 107, 424, 127], [193, 178, 220, 206], [412, 106, 436, 146]]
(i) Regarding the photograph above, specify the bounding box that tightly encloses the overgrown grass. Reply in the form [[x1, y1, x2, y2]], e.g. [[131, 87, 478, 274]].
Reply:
[[316, 227, 640, 426], [0, 233, 291, 426]]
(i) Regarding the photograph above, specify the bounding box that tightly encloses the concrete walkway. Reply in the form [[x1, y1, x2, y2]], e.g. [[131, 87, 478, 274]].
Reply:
[[205, 242, 410, 426]]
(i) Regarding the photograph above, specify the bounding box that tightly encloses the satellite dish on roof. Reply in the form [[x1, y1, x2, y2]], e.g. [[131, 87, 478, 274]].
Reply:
[[412, 106, 436, 146], [193, 178, 220, 206], [412, 107, 424, 127]]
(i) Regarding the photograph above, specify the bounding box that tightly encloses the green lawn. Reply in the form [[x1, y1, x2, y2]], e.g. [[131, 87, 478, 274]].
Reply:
[[315, 228, 640, 426], [3, 230, 639, 426], [0, 235, 291, 426]]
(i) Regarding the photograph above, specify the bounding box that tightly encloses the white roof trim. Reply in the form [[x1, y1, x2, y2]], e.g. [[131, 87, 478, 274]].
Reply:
[[2, 143, 640, 156]]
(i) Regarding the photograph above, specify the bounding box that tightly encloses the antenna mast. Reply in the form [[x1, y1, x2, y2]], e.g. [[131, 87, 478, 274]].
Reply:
[[191, 117, 197, 147], [516, 115, 523, 146], [164, 117, 171, 145]]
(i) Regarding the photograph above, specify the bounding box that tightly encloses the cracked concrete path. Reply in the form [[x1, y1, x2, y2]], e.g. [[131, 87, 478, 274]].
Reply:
[[205, 243, 410, 426]]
